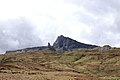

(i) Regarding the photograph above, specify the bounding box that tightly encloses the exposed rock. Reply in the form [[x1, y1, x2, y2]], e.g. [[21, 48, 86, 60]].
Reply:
[[48, 42, 51, 47], [103, 45, 111, 49], [93, 45, 112, 52], [55, 47, 67, 53], [53, 35, 98, 51], [47, 42, 55, 51], [100, 45, 112, 51], [6, 35, 98, 53]]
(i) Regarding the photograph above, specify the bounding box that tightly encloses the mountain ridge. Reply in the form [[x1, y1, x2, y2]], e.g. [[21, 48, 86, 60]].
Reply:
[[6, 35, 98, 53]]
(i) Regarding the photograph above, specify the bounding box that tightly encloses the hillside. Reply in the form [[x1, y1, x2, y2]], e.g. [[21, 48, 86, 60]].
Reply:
[[0, 48, 120, 80]]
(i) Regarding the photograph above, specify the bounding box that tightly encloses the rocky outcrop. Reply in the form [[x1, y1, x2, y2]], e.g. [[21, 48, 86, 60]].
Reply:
[[99, 45, 112, 51], [53, 35, 98, 52], [48, 42, 55, 51], [6, 43, 55, 53], [6, 35, 98, 53]]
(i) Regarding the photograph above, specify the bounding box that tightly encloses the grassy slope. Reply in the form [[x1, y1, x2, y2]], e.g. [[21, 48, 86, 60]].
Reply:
[[0, 49, 120, 80]]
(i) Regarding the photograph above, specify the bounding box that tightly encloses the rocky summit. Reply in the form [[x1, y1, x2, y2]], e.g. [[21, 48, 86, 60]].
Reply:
[[6, 35, 98, 53], [53, 35, 98, 52]]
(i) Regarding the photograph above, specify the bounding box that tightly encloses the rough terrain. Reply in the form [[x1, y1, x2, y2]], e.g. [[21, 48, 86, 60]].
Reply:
[[0, 48, 120, 80]]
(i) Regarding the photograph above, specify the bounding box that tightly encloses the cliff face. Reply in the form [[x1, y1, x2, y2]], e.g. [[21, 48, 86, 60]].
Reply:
[[6, 35, 98, 53], [53, 35, 98, 51]]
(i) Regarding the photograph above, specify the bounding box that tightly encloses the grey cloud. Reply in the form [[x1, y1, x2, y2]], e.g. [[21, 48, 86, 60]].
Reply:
[[66, 0, 120, 46], [0, 18, 42, 53]]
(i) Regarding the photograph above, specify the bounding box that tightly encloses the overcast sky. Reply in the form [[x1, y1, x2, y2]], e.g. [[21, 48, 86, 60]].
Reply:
[[0, 0, 120, 53]]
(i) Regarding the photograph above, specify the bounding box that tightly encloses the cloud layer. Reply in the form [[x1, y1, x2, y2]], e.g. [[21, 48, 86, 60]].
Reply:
[[0, 0, 120, 53], [66, 0, 120, 46], [0, 18, 42, 53]]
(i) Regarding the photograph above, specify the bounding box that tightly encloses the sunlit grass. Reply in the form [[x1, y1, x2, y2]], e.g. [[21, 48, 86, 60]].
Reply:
[[0, 48, 120, 80]]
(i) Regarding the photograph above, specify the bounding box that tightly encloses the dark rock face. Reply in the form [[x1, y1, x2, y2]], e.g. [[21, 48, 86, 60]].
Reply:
[[6, 35, 98, 53], [53, 35, 98, 51], [47, 42, 55, 51]]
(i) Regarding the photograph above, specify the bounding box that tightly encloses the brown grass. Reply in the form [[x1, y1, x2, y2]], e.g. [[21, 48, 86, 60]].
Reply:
[[0, 49, 120, 80]]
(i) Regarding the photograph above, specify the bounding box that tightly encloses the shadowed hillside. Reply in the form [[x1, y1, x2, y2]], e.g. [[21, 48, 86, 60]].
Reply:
[[0, 48, 120, 80]]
